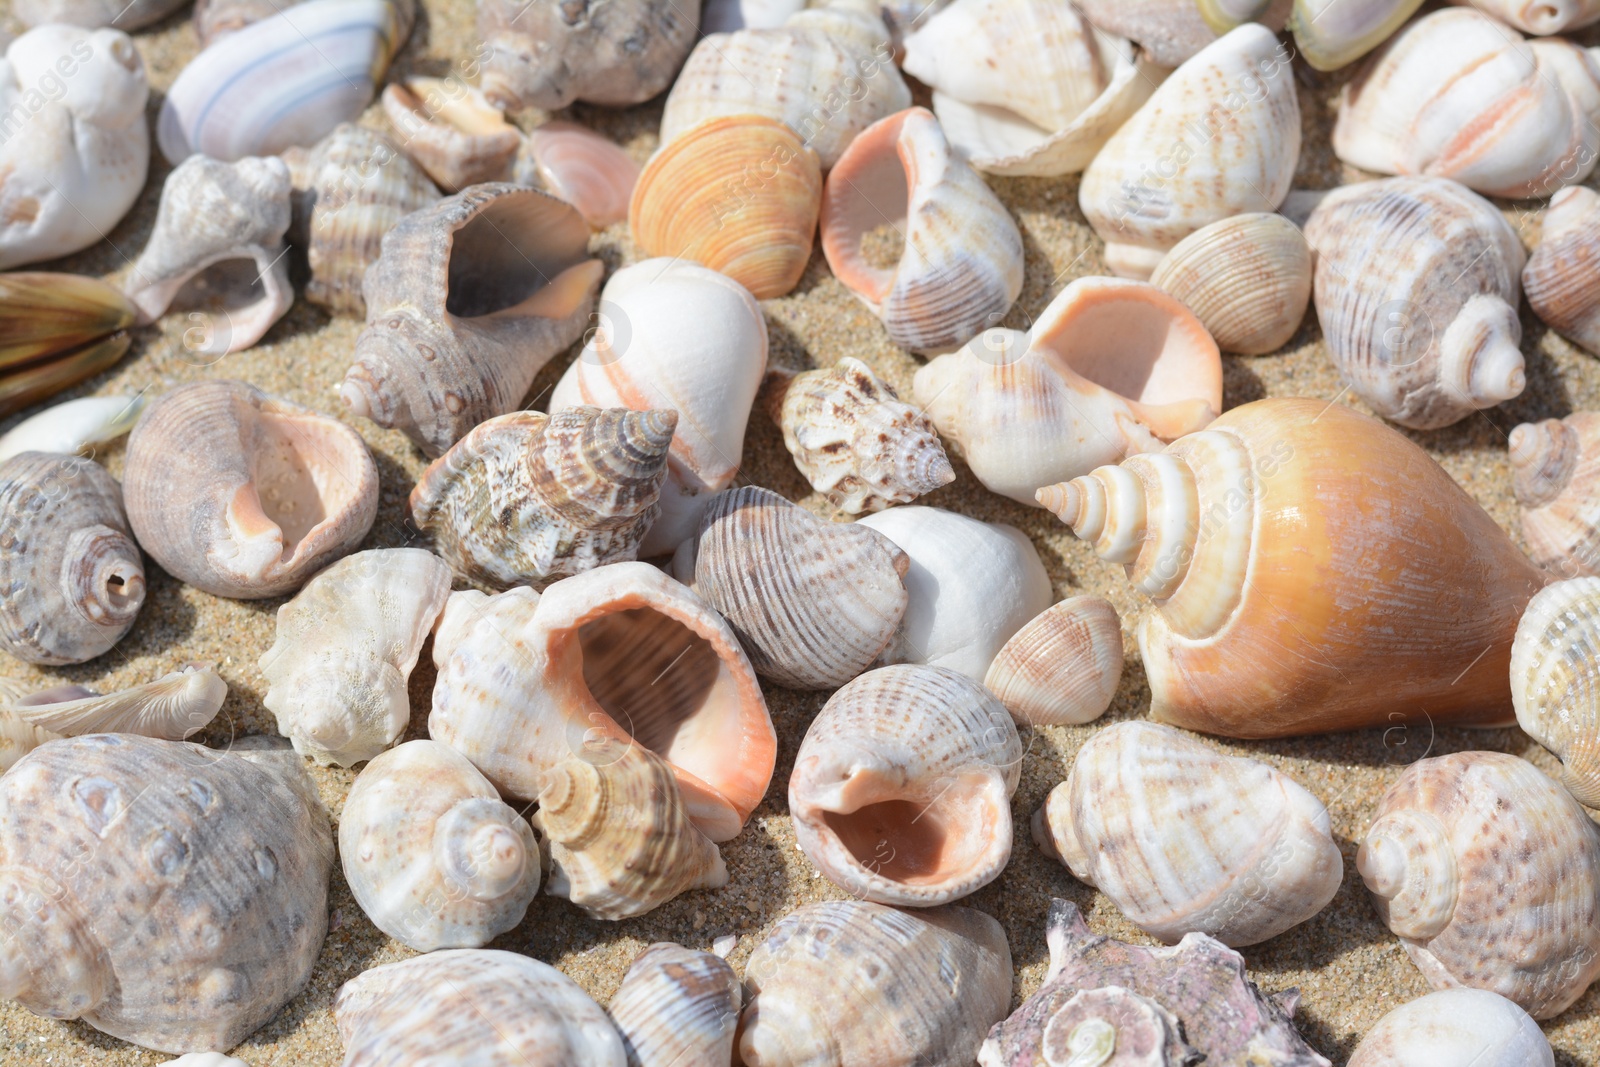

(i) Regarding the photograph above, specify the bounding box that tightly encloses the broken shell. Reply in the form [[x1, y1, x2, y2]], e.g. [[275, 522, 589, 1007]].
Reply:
[[0, 273, 137, 374], [1524, 185, 1600, 354], [1149, 213, 1312, 355], [1510, 412, 1600, 576], [1347, 988, 1554, 1067], [914, 276, 1223, 502], [608, 943, 740, 1067], [740, 900, 1012, 1067], [630, 115, 822, 301], [1, 662, 225, 741], [125, 155, 294, 359], [340, 739, 540, 951], [0, 451, 144, 666], [1290, 0, 1425, 71], [124, 380, 379, 600], [1459, 0, 1600, 34], [411, 407, 677, 589], [259, 547, 452, 766], [983, 595, 1123, 726], [0, 735, 333, 1053], [0, 394, 145, 467], [821, 107, 1023, 352], [383, 77, 520, 192], [1511, 578, 1600, 805], [15, 0, 189, 29], [342, 183, 602, 458], [1358, 750, 1600, 1018], [516, 122, 641, 231], [980, 986, 1199, 1067], [1035, 721, 1343, 946]]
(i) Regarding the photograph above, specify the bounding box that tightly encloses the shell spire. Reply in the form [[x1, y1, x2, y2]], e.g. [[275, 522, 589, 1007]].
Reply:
[[1508, 413, 1600, 576]]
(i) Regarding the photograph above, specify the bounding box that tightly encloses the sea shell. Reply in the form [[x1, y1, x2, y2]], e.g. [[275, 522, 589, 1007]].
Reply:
[[1303, 177, 1527, 430], [1074, 0, 1226, 65], [342, 182, 602, 458], [1333, 9, 1600, 199], [0, 662, 225, 741], [608, 943, 740, 1067], [1149, 213, 1312, 355], [1079, 23, 1299, 279], [123, 380, 379, 600], [821, 107, 1022, 352], [0, 395, 145, 467], [411, 407, 677, 589], [740, 900, 1012, 1067], [1457, 0, 1600, 34], [914, 276, 1223, 502], [157, 0, 413, 163], [980, 899, 1329, 1067], [160, 1054, 251, 1067], [259, 547, 452, 766], [1524, 185, 1600, 354], [429, 562, 776, 843], [335, 950, 626, 1066], [124, 155, 293, 359], [703, 0, 806, 32], [1347, 988, 1554, 1067], [1035, 721, 1343, 946], [15, 0, 190, 30], [1290, 0, 1425, 70], [0, 735, 333, 1053], [763, 358, 954, 513], [383, 77, 520, 193], [517, 122, 641, 230], [630, 115, 822, 301], [988, 987, 1199, 1067], [1037, 398, 1547, 737], [0, 335, 130, 420], [1358, 750, 1600, 1017], [0, 717, 58, 772], [192, 0, 311, 44], [857, 506, 1052, 680], [0, 275, 136, 419], [340, 739, 540, 951], [1511, 578, 1600, 805], [0, 451, 143, 666], [790, 664, 1021, 905], [983, 595, 1123, 726], [1510, 412, 1600, 576], [547, 258, 769, 557], [0, 26, 148, 270]]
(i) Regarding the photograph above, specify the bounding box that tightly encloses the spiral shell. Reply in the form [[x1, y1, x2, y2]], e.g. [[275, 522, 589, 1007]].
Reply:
[[1510, 578, 1600, 806], [608, 943, 740, 1067], [1347, 988, 1553, 1067], [1524, 185, 1600, 354], [0, 662, 224, 741], [382, 77, 520, 192], [1149, 213, 1312, 355], [1510, 412, 1600, 576], [980, 986, 1198, 1067], [517, 122, 641, 230], [1459, 0, 1600, 34], [983, 595, 1123, 726]]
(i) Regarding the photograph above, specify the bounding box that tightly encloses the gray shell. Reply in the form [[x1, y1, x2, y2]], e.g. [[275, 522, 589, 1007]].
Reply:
[[608, 943, 740, 1067], [14, 0, 189, 30]]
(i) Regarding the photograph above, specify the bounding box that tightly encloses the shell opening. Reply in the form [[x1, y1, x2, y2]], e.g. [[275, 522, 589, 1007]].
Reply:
[[821, 113, 911, 304], [63, 525, 145, 629], [435, 797, 531, 901], [816, 769, 1007, 888], [242, 409, 369, 565], [444, 195, 595, 320]]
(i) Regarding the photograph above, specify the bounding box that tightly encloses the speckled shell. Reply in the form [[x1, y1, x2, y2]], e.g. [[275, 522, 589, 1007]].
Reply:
[[608, 943, 740, 1067], [383, 77, 520, 192], [0, 662, 225, 741], [1457, 0, 1600, 33], [983, 595, 1123, 726], [1035, 722, 1343, 946], [411, 407, 677, 589], [1525, 185, 1600, 354], [0, 735, 333, 1054], [15, 0, 189, 29], [342, 183, 603, 458], [740, 900, 1012, 1067], [259, 547, 451, 766], [340, 740, 539, 951], [124, 380, 378, 600], [335, 950, 626, 1066], [1290, 0, 1424, 70], [1358, 750, 1600, 1018], [980, 986, 1198, 1067], [1150, 213, 1312, 355], [517, 122, 641, 230], [1347, 988, 1553, 1067], [1510, 412, 1600, 576], [1512, 578, 1600, 806]]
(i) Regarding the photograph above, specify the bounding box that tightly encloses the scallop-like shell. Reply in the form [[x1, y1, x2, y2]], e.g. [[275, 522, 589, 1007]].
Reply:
[[608, 943, 740, 1067], [0, 394, 145, 468], [1035, 721, 1343, 946], [0, 451, 144, 665], [1304, 177, 1527, 430], [1290, 0, 1424, 70], [383, 77, 520, 193], [0, 735, 333, 1053], [0, 662, 224, 741], [259, 547, 451, 766], [740, 900, 1012, 1067], [983, 595, 1123, 726], [342, 183, 603, 457], [15, 0, 189, 29], [516, 122, 641, 231], [1510, 412, 1600, 576], [1511, 578, 1600, 805], [1457, 0, 1600, 33], [980, 986, 1198, 1067], [1358, 750, 1600, 1017], [1524, 185, 1600, 354], [124, 380, 379, 600], [340, 740, 539, 951], [670, 485, 909, 690], [412, 407, 677, 589], [914, 276, 1223, 502], [1149, 213, 1312, 355], [335, 950, 626, 1066], [630, 115, 822, 301], [1348, 988, 1553, 1067]]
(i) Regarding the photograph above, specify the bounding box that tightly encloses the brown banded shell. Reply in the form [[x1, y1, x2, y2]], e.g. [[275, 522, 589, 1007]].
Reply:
[[983, 595, 1123, 726], [1510, 412, 1600, 576], [1149, 213, 1312, 355], [516, 122, 641, 231], [1524, 185, 1600, 355], [0, 273, 137, 419], [608, 943, 740, 1067], [382, 77, 520, 193]]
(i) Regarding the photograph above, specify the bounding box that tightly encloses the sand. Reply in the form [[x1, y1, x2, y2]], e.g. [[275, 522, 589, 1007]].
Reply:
[[2, 1, 1599, 1063]]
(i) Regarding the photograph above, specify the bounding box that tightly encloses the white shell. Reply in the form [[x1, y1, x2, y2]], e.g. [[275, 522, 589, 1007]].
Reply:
[[1, 662, 225, 740], [1456, 0, 1600, 34], [983, 595, 1124, 726], [608, 943, 741, 1067], [1510, 577, 1600, 806], [0, 395, 145, 467], [161, 1055, 250, 1067], [1149, 212, 1313, 355], [1348, 988, 1553, 1067]]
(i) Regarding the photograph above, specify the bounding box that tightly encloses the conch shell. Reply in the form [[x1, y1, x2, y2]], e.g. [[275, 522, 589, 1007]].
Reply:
[[1511, 578, 1600, 805], [1524, 185, 1600, 354], [0, 662, 224, 743], [608, 943, 740, 1067], [1456, 0, 1600, 34], [1510, 412, 1600, 576], [1149, 213, 1312, 355], [1037, 398, 1548, 737], [517, 121, 641, 230], [382, 76, 520, 192], [983, 595, 1123, 726], [0, 394, 145, 467], [1347, 988, 1554, 1067]]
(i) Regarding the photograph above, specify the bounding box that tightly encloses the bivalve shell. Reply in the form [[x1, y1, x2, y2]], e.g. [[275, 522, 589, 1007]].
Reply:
[[983, 595, 1123, 726], [517, 122, 641, 230], [1149, 213, 1312, 355]]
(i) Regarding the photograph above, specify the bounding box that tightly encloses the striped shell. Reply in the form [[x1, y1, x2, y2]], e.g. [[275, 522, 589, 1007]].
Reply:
[[1149, 213, 1312, 355], [1511, 578, 1600, 806], [517, 122, 641, 230], [608, 943, 740, 1067], [983, 595, 1123, 726], [1524, 185, 1600, 355], [382, 77, 520, 192], [1510, 412, 1600, 576]]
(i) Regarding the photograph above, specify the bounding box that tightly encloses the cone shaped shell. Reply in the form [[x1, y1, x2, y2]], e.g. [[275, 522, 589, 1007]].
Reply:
[[1524, 185, 1600, 354], [382, 77, 520, 193], [1291, 0, 1424, 71], [518, 122, 641, 231], [2, 663, 224, 740], [1347, 989, 1553, 1067], [983, 595, 1123, 725], [608, 943, 740, 1067], [0, 273, 136, 373], [1149, 213, 1311, 355], [1511, 578, 1600, 806], [1510, 412, 1600, 575]]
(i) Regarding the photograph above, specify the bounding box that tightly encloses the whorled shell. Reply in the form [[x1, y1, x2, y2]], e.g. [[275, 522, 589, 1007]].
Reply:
[[983, 595, 1123, 726], [340, 740, 540, 951], [535, 737, 728, 920], [335, 950, 625, 1066], [342, 183, 603, 458], [608, 943, 740, 1067], [630, 115, 822, 301], [383, 76, 521, 192], [0, 662, 225, 741], [790, 664, 1021, 905], [1149, 213, 1311, 355], [980, 986, 1199, 1067], [259, 547, 451, 766], [740, 900, 1012, 1067], [1035, 721, 1343, 946], [412, 407, 677, 589], [1511, 578, 1600, 805], [1524, 185, 1600, 354], [670, 485, 909, 690], [1304, 177, 1526, 430], [1510, 412, 1600, 576], [1358, 750, 1600, 1017], [0, 735, 333, 1053], [1347, 988, 1554, 1067], [0, 394, 146, 467], [1457, 0, 1600, 34], [124, 380, 378, 600], [15, 0, 189, 29], [517, 122, 641, 230], [1290, 0, 1424, 70]]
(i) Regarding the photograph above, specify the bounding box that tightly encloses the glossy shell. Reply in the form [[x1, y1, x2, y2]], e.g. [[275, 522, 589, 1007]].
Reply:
[[1149, 213, 1312, 355], [518, 122, 641, 230], [983, 595, 1123, 726], [0, 662, 224, 741], [1347, 988, 1553, 1067]]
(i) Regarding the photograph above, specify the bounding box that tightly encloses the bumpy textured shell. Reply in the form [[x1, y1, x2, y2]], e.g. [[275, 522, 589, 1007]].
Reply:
[[124, 380, 378, 599], [335, 950, 625, 1066], [980, 986, 1199, 1067], [259, 547, 451, 766], [1511, 578, 1600, 806], [0, 735, 332, 1053], [1358, 751, 1600, 1017], [608, 943, 740, 1067], [1459, 0, 1600, 34], [1150, 213, 1312, 355], [382, 77, 520, 193], [1035, 722, 1343, 946], [1510, 412, 1600, 575], [671, 485, 909, 689], [1347, 988, 1553, 1067], [0, 662, 225, 741], [0, 451, 144, 665], [411, 407, 677, 589], [983, 595, 1123, 726], [0, 273, 136, 373], [1525, 185, 1600, 354], [517, 122, 642, 230]]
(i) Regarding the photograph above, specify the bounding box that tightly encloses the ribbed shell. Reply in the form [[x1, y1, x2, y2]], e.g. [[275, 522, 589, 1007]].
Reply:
[[1291, 0, 1424, 70], [0, 334, 132, 421], [381, 78, 519, 193], [1510, 412, 1600, 575], [983, 595, 1123, 726], [1461, 0, 1600, 33], [0, 451, 144, 665], [978, 986, 1198, 1067], [1149, 213, 1312, 355], [608, 943, 740, 1067], [1347, 988, 1553, 1067], [0, 717, 59, 773], [1511, 578, 1600, 806], [518, 122, 641, 231], [1525, 185, 1600, 354], [0, 272, 136, 372], [1, 663, 224, 740]]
